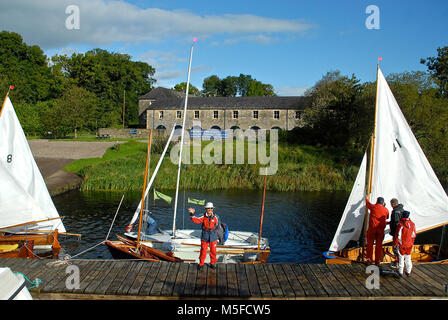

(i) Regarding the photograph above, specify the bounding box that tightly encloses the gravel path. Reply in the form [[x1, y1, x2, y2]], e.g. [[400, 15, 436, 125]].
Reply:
[[28, 139, 126, 196], [28, 139, 125, 159]]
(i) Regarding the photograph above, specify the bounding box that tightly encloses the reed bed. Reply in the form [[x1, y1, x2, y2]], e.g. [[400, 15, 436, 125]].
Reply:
[[64, 140, 360, 192]]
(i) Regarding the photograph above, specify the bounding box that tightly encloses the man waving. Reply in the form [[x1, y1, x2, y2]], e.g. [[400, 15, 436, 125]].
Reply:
[[189, 202, 219, 270]]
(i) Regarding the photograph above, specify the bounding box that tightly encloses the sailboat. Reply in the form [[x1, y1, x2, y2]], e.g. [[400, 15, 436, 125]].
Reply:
[[106, 43, 270, 264], [0, 93, 69, 258], [324, 65, 448, 264]]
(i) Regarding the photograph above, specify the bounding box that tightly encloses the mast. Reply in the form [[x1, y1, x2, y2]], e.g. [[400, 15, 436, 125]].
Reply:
[[172, 43, 194, 238], [258, 168, 268, 251], [137, 130, 152, 249], [362, 63, 380, 260]]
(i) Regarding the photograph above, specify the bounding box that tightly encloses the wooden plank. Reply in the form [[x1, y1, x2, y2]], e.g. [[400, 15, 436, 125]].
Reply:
[[346, 264, 379, 297], [281, 264, 305, 297], [289, 263, 316, 297], [161, 262, 180, 296], [244, 264, 260, 297], [84, 261, 118, 294], [314, 264, 350, 297], [172, 263, 189, 296], [264, 264, 284, 297], [150, 261, 171, 296], [216, 263, 227, 297], [235, 264, 250, 297], [127, 261, 156, 296], [72, 260, 103, 294], [115, 261, 145, 295], [39, 263, 70, 293], [326, 264, 363, 297], [206, 263, 217, 296], [52, 260, 90, 293], [253, 263, 272, 298], [104, 261, 135, 295], [298, 264, 328, 297], [396, 268, 436, 296], [0, 258, 24, 270], [411, 265, 446, 295], [183, 264, 199, 297], [226, 264, 239, 297], [307, 264, 341, 297], [332, 264, 371, 297], [194, 264, 208, 296], [272, 264, 295, 297], [96, 261, 131, 295], [138, 262, 162, 296]]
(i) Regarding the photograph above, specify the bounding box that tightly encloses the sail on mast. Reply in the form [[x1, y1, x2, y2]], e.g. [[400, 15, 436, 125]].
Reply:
[[330, 67, 448, 252], [0, 95, 65, 232], [172, 44, 194, 238], [371, 68, 448, 242]]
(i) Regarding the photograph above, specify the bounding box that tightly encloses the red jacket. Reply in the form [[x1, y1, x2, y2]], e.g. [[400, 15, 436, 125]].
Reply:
[[191, 214, 219, 242], [366, 199, 389, 229], [393, 218, 416, 255]]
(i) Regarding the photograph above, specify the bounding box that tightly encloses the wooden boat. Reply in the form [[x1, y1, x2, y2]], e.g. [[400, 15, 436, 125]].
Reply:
[[106, 44, 270, 264], [324, 65, 448, 264], [0, 93, 75, 258]]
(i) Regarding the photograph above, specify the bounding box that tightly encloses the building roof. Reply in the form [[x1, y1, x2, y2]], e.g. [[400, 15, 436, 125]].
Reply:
[[139, 87, 186, 100], [142, 96, 308, 110]]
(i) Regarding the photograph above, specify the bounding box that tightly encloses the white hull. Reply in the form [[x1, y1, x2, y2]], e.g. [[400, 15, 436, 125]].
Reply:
[[0, 268, 33, 300], [125, 229, 270, 263]]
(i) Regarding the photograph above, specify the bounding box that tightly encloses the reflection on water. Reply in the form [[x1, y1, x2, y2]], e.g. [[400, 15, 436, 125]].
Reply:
[[53, 189, 443, 263], [54, 189, 349, 263]]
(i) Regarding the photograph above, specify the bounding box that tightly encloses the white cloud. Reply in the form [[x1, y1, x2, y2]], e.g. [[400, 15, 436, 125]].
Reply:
[[0, 0, 314, 49], [275, 86, 309, 96]]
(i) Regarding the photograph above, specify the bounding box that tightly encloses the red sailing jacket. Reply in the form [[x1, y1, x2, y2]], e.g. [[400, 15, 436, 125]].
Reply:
[[190, 214, 219, 242], [366, 199, 390, 229], [393, 218, 416, 255]]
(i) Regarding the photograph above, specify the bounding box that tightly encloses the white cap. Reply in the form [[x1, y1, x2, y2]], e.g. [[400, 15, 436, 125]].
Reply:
[[205, 202, 214, 209]]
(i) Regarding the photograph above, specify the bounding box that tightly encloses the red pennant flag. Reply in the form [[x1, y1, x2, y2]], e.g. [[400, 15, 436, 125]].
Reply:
[[378, 57, 383, 61], [9, 85, 14, 90]]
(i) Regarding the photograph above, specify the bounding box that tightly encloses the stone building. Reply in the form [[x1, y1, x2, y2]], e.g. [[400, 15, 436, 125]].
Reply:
[[138, 87, 308, 133]]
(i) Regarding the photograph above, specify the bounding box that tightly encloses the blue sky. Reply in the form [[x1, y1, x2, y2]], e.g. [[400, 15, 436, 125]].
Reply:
[[1, 0, 447, 95]]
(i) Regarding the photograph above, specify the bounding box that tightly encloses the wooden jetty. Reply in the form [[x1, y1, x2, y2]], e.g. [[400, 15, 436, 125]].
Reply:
[[1, 258, 447, 300]]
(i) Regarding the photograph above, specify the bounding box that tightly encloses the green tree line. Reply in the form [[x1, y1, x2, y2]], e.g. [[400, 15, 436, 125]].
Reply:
[[0, 30, 155, 137]]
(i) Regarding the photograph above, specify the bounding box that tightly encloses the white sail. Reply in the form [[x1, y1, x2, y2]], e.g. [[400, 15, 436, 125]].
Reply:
[[369, 68, 448, 242], [329, 153, 367, 251], [0, 96, 65, 232]]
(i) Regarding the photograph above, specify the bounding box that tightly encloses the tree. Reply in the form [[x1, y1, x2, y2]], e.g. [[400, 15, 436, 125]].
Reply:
[[0, 31, 56, 103], [202, 75, 221, 96], [173, 82, 200, 95], [51, 48, 156, 126], [201, 73, 276, 97], [302, 71, 372, 147], [42, 86, 99, 138], [420, 46, 448, 97]]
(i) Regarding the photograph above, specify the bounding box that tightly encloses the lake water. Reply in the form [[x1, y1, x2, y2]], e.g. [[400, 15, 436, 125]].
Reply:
[[54, 189, 443, 263]]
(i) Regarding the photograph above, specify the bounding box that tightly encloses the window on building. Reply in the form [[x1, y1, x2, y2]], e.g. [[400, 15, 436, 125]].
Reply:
[[233, 111, 238, 119], [213, 110, 219, 119], [273, 110, 280, 119], [194, 110, 199, 119], [159, 111, 164, 119], [295, 111, 302, 119], [177, 111, 182, 119], [253, 110, 258, 119]]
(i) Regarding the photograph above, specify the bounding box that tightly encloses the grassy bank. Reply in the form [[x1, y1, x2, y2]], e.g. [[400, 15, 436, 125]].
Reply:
[[64, 140, 362, 192]]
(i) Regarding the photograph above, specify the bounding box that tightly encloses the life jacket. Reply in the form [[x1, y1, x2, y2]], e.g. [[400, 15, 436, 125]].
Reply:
[[202, 214, 219, 232], [394, 218, 416, 255]]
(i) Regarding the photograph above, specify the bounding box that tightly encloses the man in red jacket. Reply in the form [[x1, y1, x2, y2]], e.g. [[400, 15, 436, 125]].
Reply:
[[393, 211, 416, 276], [365, 197, 390, 264], [189, 202, 219, 270]]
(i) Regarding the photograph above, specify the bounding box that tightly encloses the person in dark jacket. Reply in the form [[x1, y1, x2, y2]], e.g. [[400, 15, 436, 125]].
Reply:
[[189, 202, 219, 270], [389, 198, 404, 267]]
